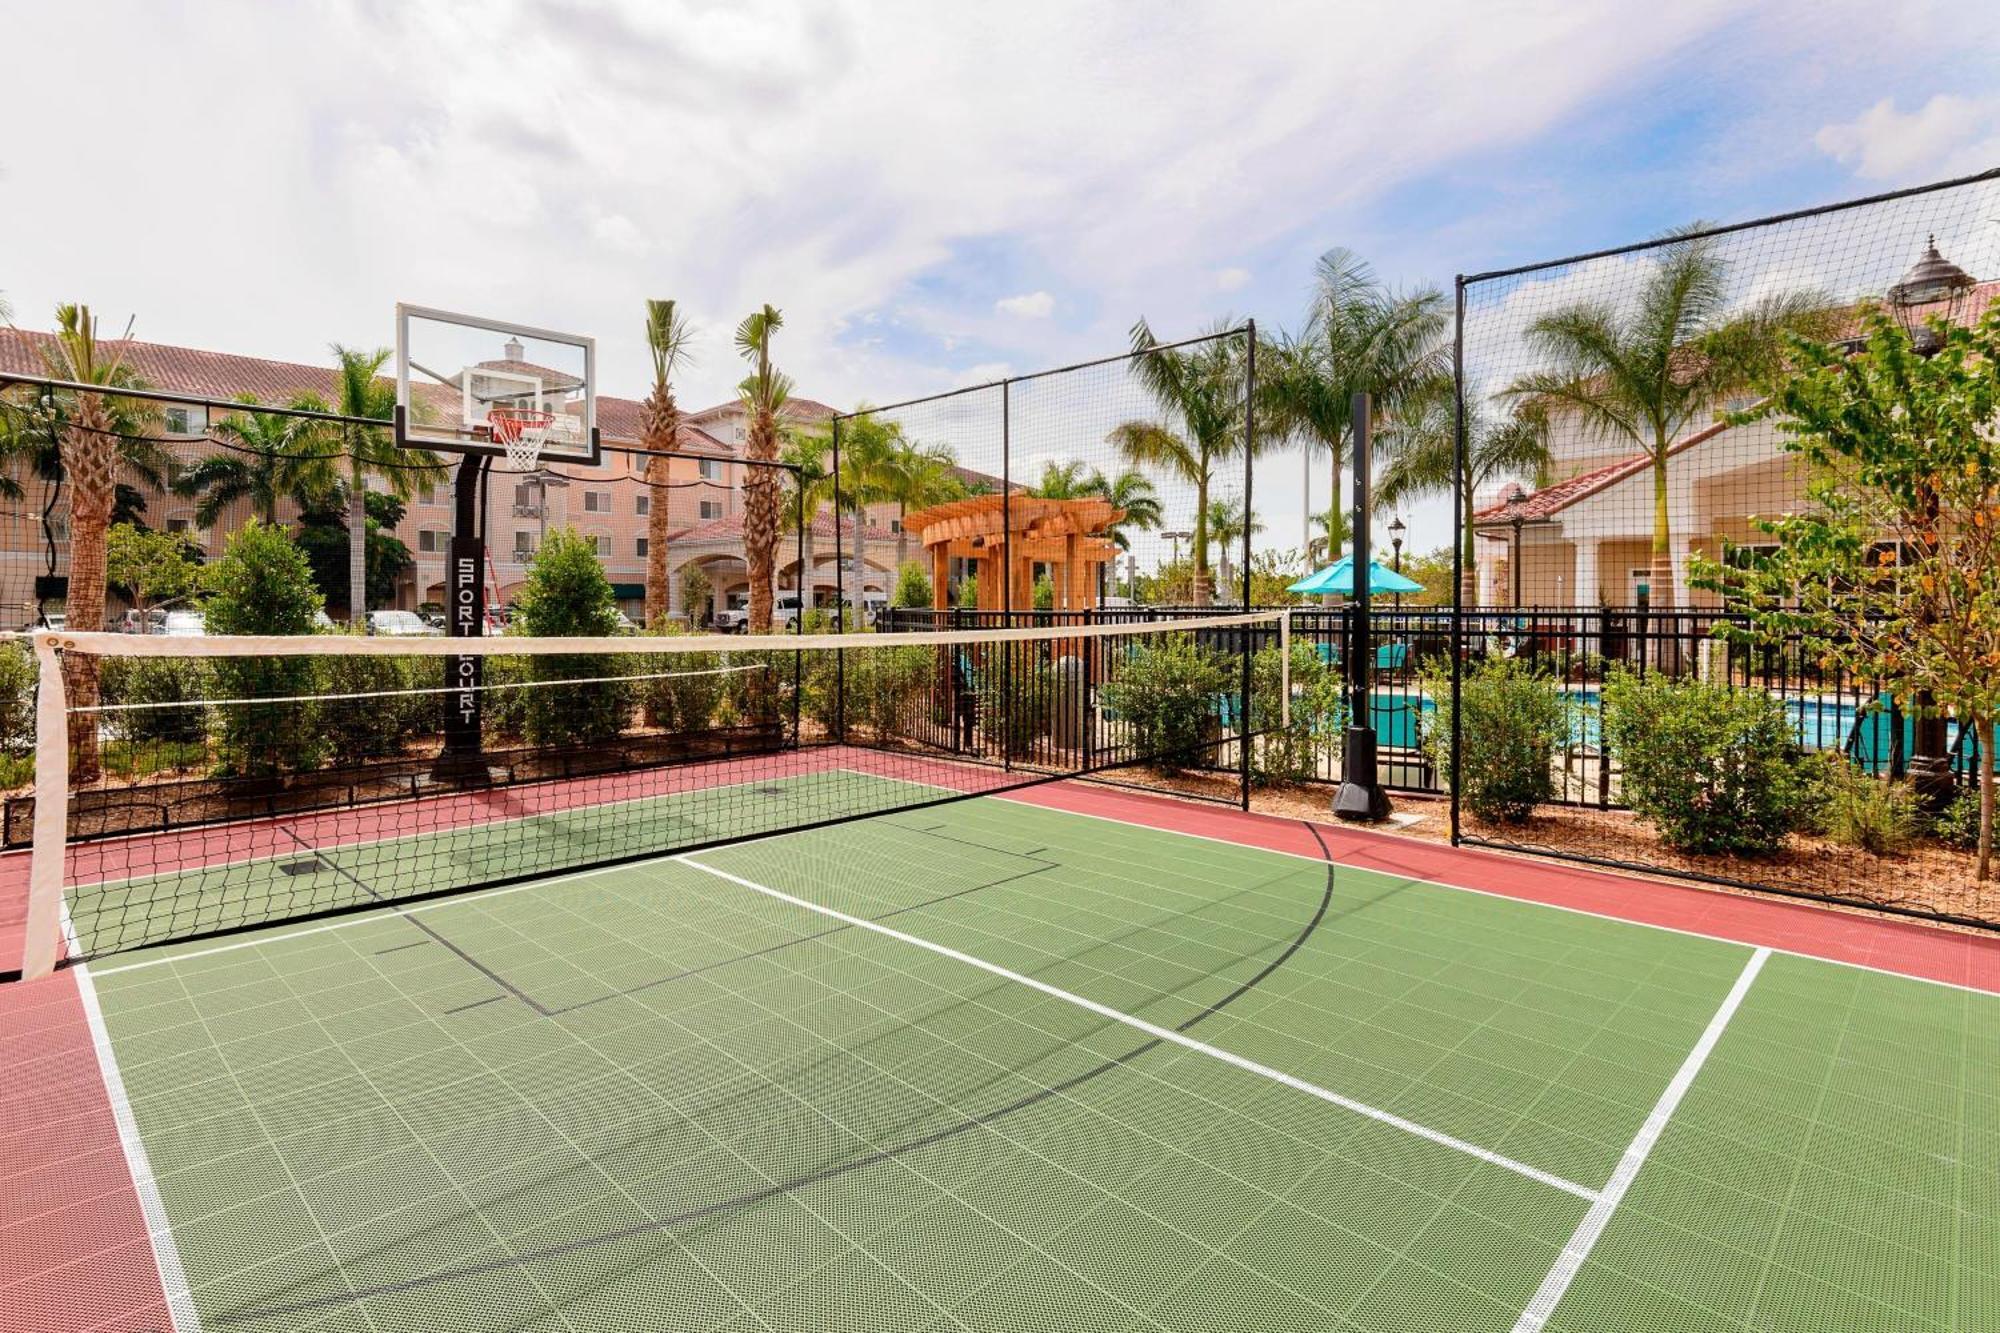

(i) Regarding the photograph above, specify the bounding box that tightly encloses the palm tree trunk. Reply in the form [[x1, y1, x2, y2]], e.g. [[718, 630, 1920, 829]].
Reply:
[[1647, 449, 1678, 672], [743, 410, 778, 633], [1191, 473, 1212, 606], [62, 415, 117, 784], [348, 467, 367, 625], [849, 506, 866, 627], [799, 520, 816, 615], [644, 454, 671, 626]]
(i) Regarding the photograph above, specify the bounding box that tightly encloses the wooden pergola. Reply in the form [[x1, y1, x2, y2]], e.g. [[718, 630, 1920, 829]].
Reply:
[[902, 494, 1123, 611]]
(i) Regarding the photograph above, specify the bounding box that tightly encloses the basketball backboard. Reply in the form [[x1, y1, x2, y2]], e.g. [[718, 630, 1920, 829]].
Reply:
[[395, 304, 599, 466]]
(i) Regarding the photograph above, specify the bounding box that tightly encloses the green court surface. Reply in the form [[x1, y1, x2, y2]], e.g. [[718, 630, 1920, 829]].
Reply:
[[79, 786, 1998, 1332]]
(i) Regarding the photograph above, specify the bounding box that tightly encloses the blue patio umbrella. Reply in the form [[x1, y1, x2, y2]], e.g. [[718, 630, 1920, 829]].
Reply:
[[1288, 555, 1423, 596]]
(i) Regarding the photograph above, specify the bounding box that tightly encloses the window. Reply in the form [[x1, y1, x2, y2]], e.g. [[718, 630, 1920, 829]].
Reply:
[[636, 537, 649, 558], [418, 529, 448, 554], [164, 516, 208, 549], [583, 490, 611, 514], [698, 458, 724, 482], [162, 405, 206, 436], [514, 531, 534, 557], [699, 500, 724, 520], [589, 533, 609, 556], [416, 485, 437, 506], [635, 494, 650, 517], [513, 483, 537, 509]]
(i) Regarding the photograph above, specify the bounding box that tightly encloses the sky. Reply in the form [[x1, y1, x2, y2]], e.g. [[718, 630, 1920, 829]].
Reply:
[[4, 0, 1999, 563]]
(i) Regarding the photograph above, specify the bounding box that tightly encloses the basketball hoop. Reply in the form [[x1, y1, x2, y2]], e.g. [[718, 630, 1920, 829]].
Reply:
[[488, 407, 554, 472]]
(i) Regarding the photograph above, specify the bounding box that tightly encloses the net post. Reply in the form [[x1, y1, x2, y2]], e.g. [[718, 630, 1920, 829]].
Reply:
[[1239, 320, 1256, 811], [794, 466, 805, 748], [1449, 276, 1466, 846], [1000, 380, 1012, 774], [1279, 608, 1292, 730], [22, 635, 71, 979], [830, 415, 846, 742]]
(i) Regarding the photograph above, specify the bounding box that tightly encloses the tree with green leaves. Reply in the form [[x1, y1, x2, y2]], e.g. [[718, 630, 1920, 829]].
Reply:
[[640, 299, 695, 624], [1693, 304, 2000, 878], [735, 306, 791, 632], [106, 524, 200, 618], [295, 492, 414, 614], [21, 306, 164, 781], [201, 520, 326, 774], [828, 411, 902, 623], [321, 345, 443, 624], [173, 393, 341, 526], [1260, 250, 1448, 554], [1113, 318, 1248, 605], [1504, 229, 1831, 625], [1375, 389, 1552, 605], [510, 526, 627, 746], [779, 426, 837, 611], [1203, 496, 1262, 561], [1030, 461, 1162, 557], [878, 436, 964, 571]]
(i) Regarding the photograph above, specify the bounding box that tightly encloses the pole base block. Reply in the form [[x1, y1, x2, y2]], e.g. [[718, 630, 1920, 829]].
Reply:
[[1333, 725, 1393, 823]]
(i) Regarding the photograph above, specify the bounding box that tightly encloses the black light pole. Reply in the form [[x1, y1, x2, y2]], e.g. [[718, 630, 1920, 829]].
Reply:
[[1335, 392, 1390, 822], [1506, 489, 1528, 608], [1888, 234, 1976, 811], [1388, 515, 1405, 610]]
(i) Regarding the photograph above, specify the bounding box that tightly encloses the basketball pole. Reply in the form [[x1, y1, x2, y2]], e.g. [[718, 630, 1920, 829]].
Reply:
[[439, 446, 491, 780]]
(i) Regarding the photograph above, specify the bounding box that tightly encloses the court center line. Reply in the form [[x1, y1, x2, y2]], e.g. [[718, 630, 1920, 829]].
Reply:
[[675, 853, 1600, 1203], [1509, 946, 1771, 1333], [73, 961, 205, 1333]]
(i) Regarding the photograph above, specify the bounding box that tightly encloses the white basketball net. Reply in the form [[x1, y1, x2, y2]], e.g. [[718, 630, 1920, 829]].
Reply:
[[504, 422, 550, 473]]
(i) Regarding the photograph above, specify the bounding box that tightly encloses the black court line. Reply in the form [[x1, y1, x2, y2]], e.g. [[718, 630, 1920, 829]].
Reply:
[[214, 819, 1342, 1324]]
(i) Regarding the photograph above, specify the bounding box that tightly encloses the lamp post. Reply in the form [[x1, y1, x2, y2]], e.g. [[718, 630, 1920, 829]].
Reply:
[[1162, 530, 1192, 600], [1887, 235, 1976, 811], [1388, 515, 1405, 610], [1505, 488, 1528, 608]]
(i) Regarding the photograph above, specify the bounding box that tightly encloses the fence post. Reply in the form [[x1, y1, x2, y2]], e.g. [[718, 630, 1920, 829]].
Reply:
[[22, 635, 70, 980], [1240, 320, 1255, 811]]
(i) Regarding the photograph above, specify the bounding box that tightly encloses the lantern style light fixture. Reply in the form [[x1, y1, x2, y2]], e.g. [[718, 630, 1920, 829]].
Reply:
[[1887, 235, 1976, 356]]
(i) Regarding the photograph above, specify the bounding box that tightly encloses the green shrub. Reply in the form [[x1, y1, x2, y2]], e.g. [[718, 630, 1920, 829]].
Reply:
[[637, 623, 726, 733], [977, 646, 1053, 759], [315, 633, 437, 760], [843, 642, 934, 740], [98, 657, 213, 747], [1100, 635, 1230, 773], [1249, 640, 1341, 785], [1803, 757, 1917, 855], [956, 574, 979, 610], [509, 528, 630, 747], [1420, 658, 1564, 823], [893, 563, 933, 609], [0, 641, 39, 761], [200, 520, 326, 775], [1931, 787, 1981, 851], [1600, 670, 1806, 855], [1032, 574, 1055, 611], [479, 655, 532, 740]]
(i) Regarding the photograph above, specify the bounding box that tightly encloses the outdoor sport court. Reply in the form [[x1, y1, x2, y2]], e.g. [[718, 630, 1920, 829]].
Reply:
[[5, 768, 1997, 1332]]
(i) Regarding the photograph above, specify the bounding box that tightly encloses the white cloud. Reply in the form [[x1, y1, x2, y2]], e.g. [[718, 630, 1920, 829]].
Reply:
[[1214, 267, 1251, 292], [994, 290, 1055, 318], [1816, 95, 2000, 183]]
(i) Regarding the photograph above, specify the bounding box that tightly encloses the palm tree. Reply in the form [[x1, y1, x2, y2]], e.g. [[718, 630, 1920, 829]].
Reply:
[[1204, 496, 1263, 555], [878, 437, 964, 573], [30, 305, 162, 781], [639, 299, 695, 626], [779, 428, 836, 609], [829, 411, 902, 622], [1375, 388, 1552, 606], [735, 306, 791, 632], [1502, 230, 1828, 621], [1112, 318, 1247, 605], [1261, 250, 1448, 554], [323, 345, 441, 622], [1028, 462, 1161, 601], [174, 394, 341, 527]]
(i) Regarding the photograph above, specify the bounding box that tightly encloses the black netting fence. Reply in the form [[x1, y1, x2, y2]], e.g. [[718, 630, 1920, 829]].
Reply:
[[1450, 167, 2000, 928]]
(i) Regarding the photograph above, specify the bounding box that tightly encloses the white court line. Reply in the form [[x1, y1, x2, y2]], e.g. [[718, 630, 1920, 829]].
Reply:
[[676, 853, 1600, 1202], [73, 960, 204, 1333], [1509, 946, 1771, 1333]]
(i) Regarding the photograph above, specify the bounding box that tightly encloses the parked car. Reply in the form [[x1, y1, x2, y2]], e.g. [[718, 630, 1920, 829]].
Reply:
[[713, 593, 803, 633], [365, 610, 443, 637], [158, 610, 205, 637], [610, 609, 639, 634], [19, 612, 65, 632], [115, 609, 166, 634]]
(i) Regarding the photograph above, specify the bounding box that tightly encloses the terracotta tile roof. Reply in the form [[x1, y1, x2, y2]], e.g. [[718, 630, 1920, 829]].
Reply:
[[685, 397, 838, 425], [1472, 415, 1736, 526]]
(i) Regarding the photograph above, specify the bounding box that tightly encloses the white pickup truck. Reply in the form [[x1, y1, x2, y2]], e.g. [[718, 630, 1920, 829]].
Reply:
[[713, 593, 803, 633]]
